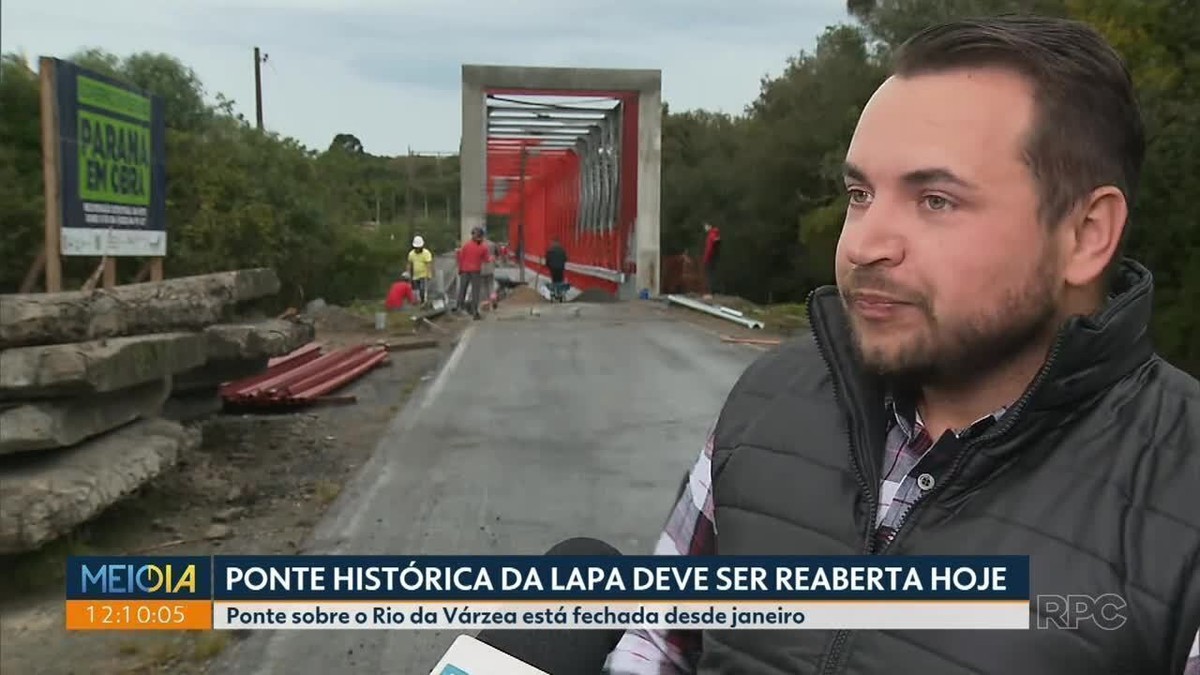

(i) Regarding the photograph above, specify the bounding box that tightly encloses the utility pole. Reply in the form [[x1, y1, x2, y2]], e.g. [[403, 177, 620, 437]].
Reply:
[[405, 147, 415, 244], [253, 47, 266, 130], [437, 157, 450, 225]]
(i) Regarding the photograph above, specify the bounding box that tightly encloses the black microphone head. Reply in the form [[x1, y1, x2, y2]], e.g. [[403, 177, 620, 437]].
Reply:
[[476, 538, 625, 674], [543, 537, 622, 557]]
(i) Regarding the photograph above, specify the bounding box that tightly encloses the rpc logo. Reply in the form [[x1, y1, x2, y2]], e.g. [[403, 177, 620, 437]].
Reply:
[[80, 562, 198, 595], [1035, 594, 1127, 630]]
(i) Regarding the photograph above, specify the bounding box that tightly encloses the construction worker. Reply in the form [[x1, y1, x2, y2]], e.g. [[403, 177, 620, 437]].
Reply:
[[480, 234, 498, 311], [385, 271, 419, 312], [546, 238, 568, 301], [455, 226, 491, 320], [407, 235, 434, 305], [701, 222, 721, 301]]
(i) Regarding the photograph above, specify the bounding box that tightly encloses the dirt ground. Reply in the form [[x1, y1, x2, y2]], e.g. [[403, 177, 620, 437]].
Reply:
[[0, 305, 473, 675]]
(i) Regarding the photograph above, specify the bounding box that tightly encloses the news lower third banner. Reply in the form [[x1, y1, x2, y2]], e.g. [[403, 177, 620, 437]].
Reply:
[[65, 555, 1031, 631]]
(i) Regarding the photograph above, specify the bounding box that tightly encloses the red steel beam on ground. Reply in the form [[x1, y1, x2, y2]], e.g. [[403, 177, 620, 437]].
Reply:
[[220, 342, 323, 398], [221, 343, 387, 409], [268, 342, 322, 368], [261, 346, 368, 398], [244, 346, 367, 400], [288, 349, 388, 401], [281, 345, 380, 397]]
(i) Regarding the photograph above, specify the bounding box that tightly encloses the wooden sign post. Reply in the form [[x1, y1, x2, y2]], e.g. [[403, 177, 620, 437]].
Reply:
[[34, 56, 168, 294], [39, 58, 63, 292]]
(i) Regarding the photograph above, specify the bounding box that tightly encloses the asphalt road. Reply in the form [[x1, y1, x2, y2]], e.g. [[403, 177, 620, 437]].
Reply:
[[211, 301, 763, 674]]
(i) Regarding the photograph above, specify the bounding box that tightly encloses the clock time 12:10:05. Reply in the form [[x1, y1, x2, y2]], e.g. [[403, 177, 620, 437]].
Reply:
[[89, 602, 187, 625], [65, 600, 213, 630]]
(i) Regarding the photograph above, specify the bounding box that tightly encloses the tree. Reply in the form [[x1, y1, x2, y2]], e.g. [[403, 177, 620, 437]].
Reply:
[[847, 0, 1069, 47], [330, 133, 365, 154], [1065, 0, 1200, 373]]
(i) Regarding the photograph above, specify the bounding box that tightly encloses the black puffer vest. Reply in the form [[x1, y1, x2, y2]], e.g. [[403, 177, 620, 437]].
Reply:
[[700, 260, 1200, 675]]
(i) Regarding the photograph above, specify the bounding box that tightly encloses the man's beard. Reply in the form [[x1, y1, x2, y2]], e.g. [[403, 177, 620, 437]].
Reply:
[[842, 254, 1061, 389]]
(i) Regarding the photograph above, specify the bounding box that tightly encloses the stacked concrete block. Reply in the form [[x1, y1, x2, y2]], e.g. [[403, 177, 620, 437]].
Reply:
[[0, 269, 315, 554], [165, 318, 315, 420]]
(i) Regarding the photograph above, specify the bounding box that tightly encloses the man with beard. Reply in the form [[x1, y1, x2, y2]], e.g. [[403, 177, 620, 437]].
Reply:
[[606, 15, 1199, 675]]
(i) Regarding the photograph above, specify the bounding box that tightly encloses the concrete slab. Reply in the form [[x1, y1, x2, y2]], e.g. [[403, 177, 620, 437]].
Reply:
[[172, 357, 268, 395], [0, 268, 280, 349], [202, 318, 316, 362], [161, 388, 224, 422], [0, 418, 200, 553], [0, 332, 207, 400], [0, 378, 170, 455], [461, 64, 661, 95], [211, 302, 762, 674]]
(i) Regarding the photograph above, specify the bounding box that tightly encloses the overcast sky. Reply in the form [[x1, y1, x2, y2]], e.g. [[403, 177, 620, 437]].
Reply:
[[2, 0, 850, 157]]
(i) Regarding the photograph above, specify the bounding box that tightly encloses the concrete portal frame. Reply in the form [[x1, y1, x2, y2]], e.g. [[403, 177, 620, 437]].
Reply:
[[461, 64, 662, 296]]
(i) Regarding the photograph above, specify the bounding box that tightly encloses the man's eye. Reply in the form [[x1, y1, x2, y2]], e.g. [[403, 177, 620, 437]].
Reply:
[[923, 195, 951, 210], [847, 188, 871, 204]]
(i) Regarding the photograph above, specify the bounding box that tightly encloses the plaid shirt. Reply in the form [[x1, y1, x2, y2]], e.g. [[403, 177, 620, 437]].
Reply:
[[604, 401, 1200, 675]]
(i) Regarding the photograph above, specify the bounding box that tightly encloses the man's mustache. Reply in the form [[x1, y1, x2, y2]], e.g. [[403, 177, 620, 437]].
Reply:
[[839, 268, 928, 309]]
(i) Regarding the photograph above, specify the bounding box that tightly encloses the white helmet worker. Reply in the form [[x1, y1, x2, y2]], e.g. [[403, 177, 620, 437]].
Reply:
[[412, 235, 425, 248]]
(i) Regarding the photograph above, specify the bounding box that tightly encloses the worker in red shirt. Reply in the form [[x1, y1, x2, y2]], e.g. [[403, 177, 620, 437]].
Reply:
[[455, 226, 492, 320], [385, 272, 419, 311], [702, 222, 721, 301]]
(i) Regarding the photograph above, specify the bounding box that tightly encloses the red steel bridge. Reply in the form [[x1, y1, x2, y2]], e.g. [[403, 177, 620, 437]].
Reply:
[[461, 66, 662, 298]]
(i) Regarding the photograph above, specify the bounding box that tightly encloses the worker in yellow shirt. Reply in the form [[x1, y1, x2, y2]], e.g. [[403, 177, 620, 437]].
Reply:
[[407, 235, 434, 305]]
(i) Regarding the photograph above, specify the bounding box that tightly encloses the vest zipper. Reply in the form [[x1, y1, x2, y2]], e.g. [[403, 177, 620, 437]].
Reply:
[[809, 296, 1067, 674], [808, 301, 878, 675], [873, 330, 1067, 556]]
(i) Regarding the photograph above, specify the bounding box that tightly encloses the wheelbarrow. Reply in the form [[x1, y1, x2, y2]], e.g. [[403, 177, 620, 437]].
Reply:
[[548, 281, 570, 303], [494, 277, 525, 303]]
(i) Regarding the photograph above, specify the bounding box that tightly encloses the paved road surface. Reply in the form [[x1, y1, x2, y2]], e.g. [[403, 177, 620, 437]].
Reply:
[[211, 302, 764, 674]]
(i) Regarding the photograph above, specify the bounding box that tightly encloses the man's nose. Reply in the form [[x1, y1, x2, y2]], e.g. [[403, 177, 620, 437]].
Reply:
[[842, 202, 906, 268]]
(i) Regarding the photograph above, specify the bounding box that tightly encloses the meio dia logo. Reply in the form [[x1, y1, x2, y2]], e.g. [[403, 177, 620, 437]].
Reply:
[[81, 562, 196, 595]]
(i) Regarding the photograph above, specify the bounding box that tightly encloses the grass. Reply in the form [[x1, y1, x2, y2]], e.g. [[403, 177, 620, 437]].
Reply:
[[704, 296, 809, 336], [190, 632, 230, 661], [346, 299, 385, 316], [313, 480, 342, 505], [752, 303, 809, 336]]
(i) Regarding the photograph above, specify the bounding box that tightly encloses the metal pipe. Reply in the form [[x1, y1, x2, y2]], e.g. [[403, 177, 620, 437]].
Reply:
[[665, 294, 765, 330]]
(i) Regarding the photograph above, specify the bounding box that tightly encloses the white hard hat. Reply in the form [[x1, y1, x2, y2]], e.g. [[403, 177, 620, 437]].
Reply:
[[412, 235, 424, 248]]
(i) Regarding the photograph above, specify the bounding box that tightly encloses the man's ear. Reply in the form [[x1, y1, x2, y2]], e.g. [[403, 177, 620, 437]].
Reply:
[[1061, 186, 1127, 288]]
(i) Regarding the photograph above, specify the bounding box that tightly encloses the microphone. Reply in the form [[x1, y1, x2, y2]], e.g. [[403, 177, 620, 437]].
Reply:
[[430, 538, 627, 675]]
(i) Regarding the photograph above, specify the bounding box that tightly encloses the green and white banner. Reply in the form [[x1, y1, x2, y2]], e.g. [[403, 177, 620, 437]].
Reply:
[[53, 58, 167, 256]]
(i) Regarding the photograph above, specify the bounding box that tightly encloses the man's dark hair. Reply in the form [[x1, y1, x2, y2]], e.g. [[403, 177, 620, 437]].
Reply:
[[893, 16, 1145, 233]]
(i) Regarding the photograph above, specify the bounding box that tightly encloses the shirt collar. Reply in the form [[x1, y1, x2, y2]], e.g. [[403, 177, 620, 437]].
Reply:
[[884, 390, 1009, 441]]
